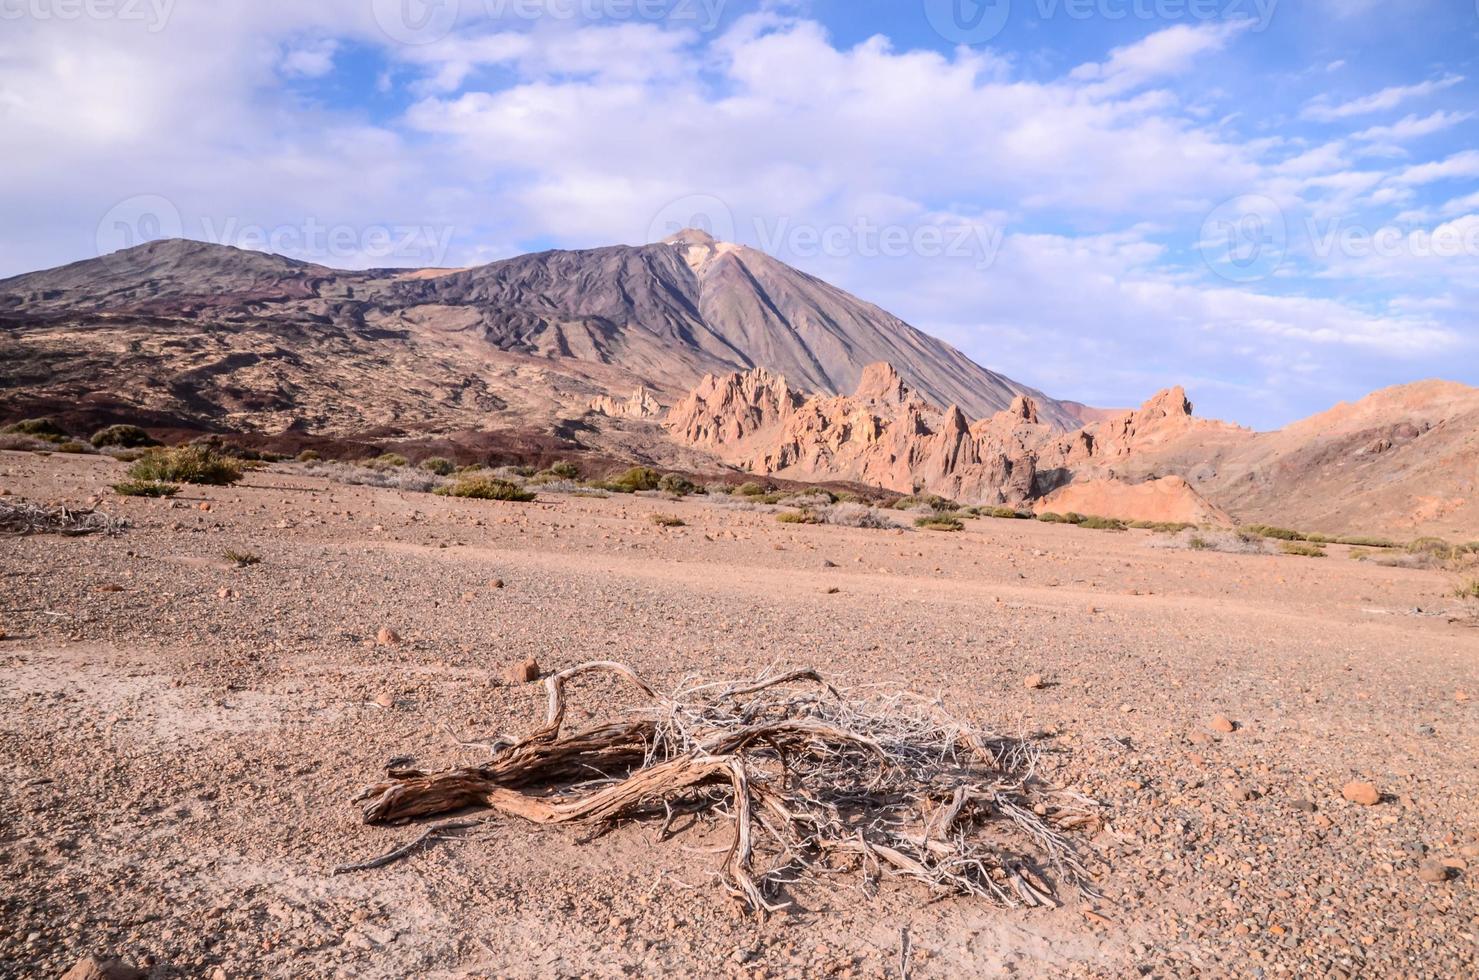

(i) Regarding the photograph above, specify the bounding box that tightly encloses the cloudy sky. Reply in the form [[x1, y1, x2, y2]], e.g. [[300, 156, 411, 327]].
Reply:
[[3, 0, 1477, 427]]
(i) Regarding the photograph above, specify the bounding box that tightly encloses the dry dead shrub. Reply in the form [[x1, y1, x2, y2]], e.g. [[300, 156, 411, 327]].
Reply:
[[0, 498, 127, 536], [346, 663, 1099, 915]]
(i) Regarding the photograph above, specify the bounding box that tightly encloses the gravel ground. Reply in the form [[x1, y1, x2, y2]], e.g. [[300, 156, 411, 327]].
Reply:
[[1, 451, 1476, 978]]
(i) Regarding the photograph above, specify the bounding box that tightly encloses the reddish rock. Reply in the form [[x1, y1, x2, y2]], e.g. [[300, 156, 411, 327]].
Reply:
[[504, 658, 540, 684], [1209, 715, 1236, 734], [61, 957, 144, 980], [376, 627, 402, 647], [1024, 674, 1044, 690], [1341, 781, 1381, 806]]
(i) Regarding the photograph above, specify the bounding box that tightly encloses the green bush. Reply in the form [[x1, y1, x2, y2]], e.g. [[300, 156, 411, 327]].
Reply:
[[659, 473, 697, 496], [368, 453, 409, 469], [916, 515, 964, 532], [419, 456, 455, 476], [736, 481, 768, 497], [986, 506, 1026, 519], [2, 418, 68, 441], [435, 476, 536, 502], [1280, 541, 1326, 558], [650, 513, 686, 528], [1304, 533, 1334, 545], [1078, 515, 1127, 531], [1335, 535, 1398, 549], [112, 480, 180, 498], [90, 424, 157, 448], [604, 467, 661, 493], [777, 510, 823, 525], [55, 441, 88, 454], [549, 460, 580, 480], [1407, 537, 1455, 560], [296, 449, 321, 462], [893, 494, 958, 512], [1246, 524, 1306, 541], [1037, 512, 1070, 524], [127, 446, 243, 486]]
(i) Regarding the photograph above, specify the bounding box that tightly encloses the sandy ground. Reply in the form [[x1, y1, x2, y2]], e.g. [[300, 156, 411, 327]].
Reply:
[[1, 450, 1476, 979]]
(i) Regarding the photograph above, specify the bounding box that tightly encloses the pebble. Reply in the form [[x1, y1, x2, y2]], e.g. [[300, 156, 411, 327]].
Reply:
[[491, 579, 506, 590], [1417, 860, 1451, 884], [1024, 674, 1044, 690], [1209, 715, 1236, 734], [504, 658, 541, 684], [1341, 782, 1381, 806], [376, 627, 402, 647]]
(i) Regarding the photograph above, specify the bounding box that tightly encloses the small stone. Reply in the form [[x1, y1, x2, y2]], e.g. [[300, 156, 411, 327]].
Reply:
[[1187, 729, 1212, 746], [1415, 724, 1436, 737], [61, 957, 144, 980], [1209, 715, 1236, 734], [1024, 674, 1044, 690], [1417, 860, 1451, 883], [376, 627, 402, 647], [1341, 781, 1381, 806], [825, 587, 840, 595], [821, 560, 838, 568], [216, 587, 234, 599], [373, 693, 395, 709], [1291, 799, 1317, 813], [198, 502, 211, 512], [504, 658, 540, 684], [491, 579, 506, 590]]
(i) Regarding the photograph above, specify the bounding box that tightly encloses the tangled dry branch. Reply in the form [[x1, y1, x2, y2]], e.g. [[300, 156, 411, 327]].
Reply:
[[0, 498, 128, 537], [350, 662, 1100, 914]]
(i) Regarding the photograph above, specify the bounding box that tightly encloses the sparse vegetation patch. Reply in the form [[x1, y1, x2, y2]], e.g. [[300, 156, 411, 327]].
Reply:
[[127, 446, 244, 486], [112, 480, 180, 498], [436, 476, 537, 502]]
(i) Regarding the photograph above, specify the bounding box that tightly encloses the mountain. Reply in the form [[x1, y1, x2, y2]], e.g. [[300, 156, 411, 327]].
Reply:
[[0, 232, 1083, 445], [666, 364, 1479, 537]]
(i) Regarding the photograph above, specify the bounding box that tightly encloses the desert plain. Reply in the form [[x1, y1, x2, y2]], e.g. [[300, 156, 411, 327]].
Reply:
[[1, 450, 1476, 979]]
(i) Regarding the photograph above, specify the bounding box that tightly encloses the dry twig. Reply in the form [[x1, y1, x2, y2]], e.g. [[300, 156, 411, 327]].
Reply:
[[350, 663, 1099, 914], [0, 498, 127, 537]]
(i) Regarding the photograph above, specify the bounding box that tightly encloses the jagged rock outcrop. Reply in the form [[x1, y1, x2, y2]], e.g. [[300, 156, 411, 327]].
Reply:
[[588, 387, 663, 420], [666, 363, 1242, 518]]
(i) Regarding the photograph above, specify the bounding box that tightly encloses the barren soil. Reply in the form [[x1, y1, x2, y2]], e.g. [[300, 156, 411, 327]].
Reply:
[[2, 451, 1477, 978]]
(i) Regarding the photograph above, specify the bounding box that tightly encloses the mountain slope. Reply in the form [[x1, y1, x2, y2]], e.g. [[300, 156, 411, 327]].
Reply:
[[0, 231, 1083, 439]]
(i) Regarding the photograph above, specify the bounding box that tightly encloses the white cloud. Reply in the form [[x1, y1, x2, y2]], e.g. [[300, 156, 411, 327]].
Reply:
[[1393, 150, 1479, 185], [1069, 21, 1251, 97], [280, 38, 339, 78], [1301, 75, 1463, 122], [1352, 110, 1472, 145]]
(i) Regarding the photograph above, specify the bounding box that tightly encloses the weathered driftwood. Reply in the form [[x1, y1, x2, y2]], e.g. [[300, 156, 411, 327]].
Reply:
[[350, 661, 1099, 914], [0, 498, 127, 537]]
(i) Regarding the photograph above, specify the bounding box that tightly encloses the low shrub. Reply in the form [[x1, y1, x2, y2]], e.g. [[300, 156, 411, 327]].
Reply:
[[128, 446, 243, 486], [1077, 515, 1127, 531], [659, 473, 697, 496], [1335, 535, 1398, 549], [777, 510, 823, 525], [419, 457, 455, 476], [1037, 512, 1070, 524], [986, 506, 1029, 520], [296, 449, 322, 463], [112, 480, 180, 498], [650, 513, 686, 528], [1245, 524, 1306, 542], [1130, 520, 1196, 533], [915, 515, 964, 532], [736, 481, 768, 497], [605, 467, 662, 493], [436, 476, 536, 502], [819, 502, 897, 530], [1455, 578, 1479, 600], [549, 460, 580, 480], [224, 549, 262, 567], [1148, 529, 1268, 555], [1407, 537, 1455, 560], [54, 441, 89, 454], [1, 418, 68, 441], [1280, 541, 1327, 558], [892, 494, 958, 513], [90, 424, 157, 449], [368, 453, 409, 469]]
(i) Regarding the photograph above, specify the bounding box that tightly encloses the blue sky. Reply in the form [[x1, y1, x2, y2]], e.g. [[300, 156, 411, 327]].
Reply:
[[2, 0, 1477, 427]]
